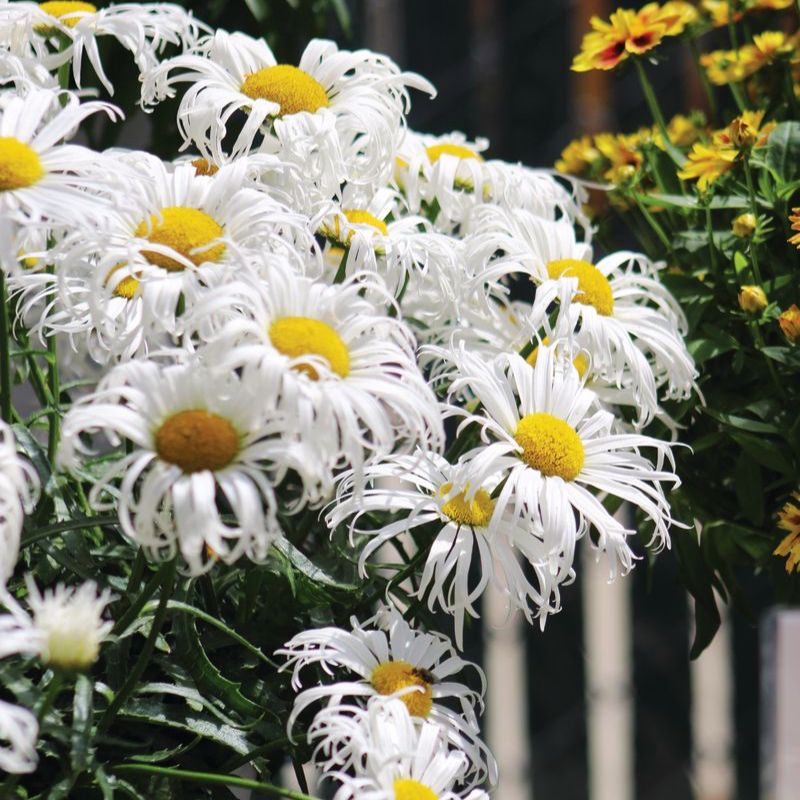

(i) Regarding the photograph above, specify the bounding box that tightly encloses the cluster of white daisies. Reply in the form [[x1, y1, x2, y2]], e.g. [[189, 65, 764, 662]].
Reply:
[[0, 1, 695, 795]]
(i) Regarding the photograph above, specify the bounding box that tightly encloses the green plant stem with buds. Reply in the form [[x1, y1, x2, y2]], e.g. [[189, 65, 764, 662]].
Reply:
[[112, 764, 317, 800], [741, 158, 764, 286]]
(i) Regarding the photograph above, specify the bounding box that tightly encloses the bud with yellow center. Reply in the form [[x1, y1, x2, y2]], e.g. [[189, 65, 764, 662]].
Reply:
[[738, 285, 767, 314], [732, 212, 757, 238], [779, 304, 800, 343]]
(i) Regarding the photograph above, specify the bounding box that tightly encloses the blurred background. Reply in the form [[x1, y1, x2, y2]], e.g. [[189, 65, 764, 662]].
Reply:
[[98, 1, 773, 798]]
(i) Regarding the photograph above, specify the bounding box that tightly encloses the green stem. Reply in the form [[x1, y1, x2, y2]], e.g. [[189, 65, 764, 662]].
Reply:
[[97, 559, 177, 736], [0, 270, 11, 423], [634, 58, 684, 166], [741, 157, 764, 285], [635, 197, 674, 254], [36, 672, 65, 722], [332, 247, 350, 284], [45, 266, 59, 464], [111, 765, 317, 799], [111, 561, 167, 636], [751, 322, 787, 400], [705, 204, 721, 284]]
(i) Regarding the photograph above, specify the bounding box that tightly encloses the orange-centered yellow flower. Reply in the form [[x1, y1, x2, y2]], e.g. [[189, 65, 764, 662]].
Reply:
[[555, 136, 601, 176], [572, 4, 690, 73], [788, 207, 800, 248], [775, 491, 800, 573]]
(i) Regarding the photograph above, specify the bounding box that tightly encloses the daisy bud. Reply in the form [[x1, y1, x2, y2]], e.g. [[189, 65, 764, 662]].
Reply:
[[738, 285, 767, 314], [27, 579, 113, 672], [732, 212, 757, 238], [779, 304, 800, 344]]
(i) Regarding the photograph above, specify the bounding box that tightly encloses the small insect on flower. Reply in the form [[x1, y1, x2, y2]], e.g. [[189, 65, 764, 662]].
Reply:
[[277, 605, 496, 786]]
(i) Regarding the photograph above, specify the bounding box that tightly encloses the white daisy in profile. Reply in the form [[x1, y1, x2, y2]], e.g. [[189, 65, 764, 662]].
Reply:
[[395, 130, 587, 236], [277, 605, 495, 785], [448, 345, 681, 579], [0, 699, 38, 775], [466, 206, 696, 425], [310, 698, 491, 799], [47, 155, 311, 360], [0, 576, 112, 672], [142, 30, 434, 190], [0, 421, 39, 590], [328, 449, 571, 647], [183, 266, 444, 482], [58, 358, 303, 574], [3, 1, 206, 93], [0, 88, 121, 225]]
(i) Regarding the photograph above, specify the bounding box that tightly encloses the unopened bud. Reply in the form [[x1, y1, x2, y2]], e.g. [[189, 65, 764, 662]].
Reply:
[[779, 304, 800, 343], [732, 213, 757, 238], [738, 285, 768, 313], [728, 117, 757, 148]]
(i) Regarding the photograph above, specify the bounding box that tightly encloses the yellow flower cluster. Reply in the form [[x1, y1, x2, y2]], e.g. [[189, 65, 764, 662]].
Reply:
[[677, 110, 775, 190], [572, 2, 697, 72], [702, 30, 799, 85], [701, 0, 793, 28], [556, 114, 705, 182]]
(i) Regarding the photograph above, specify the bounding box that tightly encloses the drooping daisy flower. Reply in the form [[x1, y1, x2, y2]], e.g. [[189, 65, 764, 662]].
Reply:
[[309, 698, 490, 799], [394, 130, 586, 236], [0, 699, 38, 775], [0, 88, 121, 225], [58, 358, 304, 573], [447, 346, 681, 579], [142, 30, 435, 192], [0, 421, 39, 589], [43, 154, 312, 361], [0, 576, 112, 671], [328, 449, 571, 646], [183, 267, 444, 483], [277, 605, 495, 785], [2, 1, 206, 94], [466, 206, 695, 425]]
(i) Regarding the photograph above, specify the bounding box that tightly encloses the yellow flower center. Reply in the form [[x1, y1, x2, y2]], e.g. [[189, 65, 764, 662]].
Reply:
[[514, 412, 585, 481], [394, 779, 439, 800], [155, 410, 239, 474], [439, 482, 495, 528], [426, 143, 484, 163], [191, 158, 219, 176], [526, 337, 589, 378], [38, 1, 96, 26], [134, 207, 225, 272], [344, 209, 388, 235], [546, 259, 614, 316], [104, 264, 140, 300], [0, 137, 44, 192], [268, 316, 350, 380], [371, 661, 434, 718], [240, 65, 329, 116]]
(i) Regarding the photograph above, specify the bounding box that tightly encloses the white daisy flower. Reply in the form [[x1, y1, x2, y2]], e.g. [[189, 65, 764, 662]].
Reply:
[[183, 267, 444, 484], [310, 698, 490, 800], [2, 1, 206, 94], [0, 88, 121, 226], [58, 358, 304, 574], [328, 449, 571, 647], [0, 48, 57, 92], [277, 605, 495, 785], [394, 130, 586, 236], [465, 206, 696, 425], [0, 421, 39, 589], [142, 30, 435, 192], [0, 699, 38, 775], [43, 154, 311, 361], [448, 345, 681, 580], [0, 576, 112, 671]]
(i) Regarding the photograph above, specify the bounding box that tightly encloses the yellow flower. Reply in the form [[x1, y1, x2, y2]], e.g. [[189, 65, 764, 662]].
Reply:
[[701, 47, 760, 85], [654, 113, 706, 148], [788, 207, 800, 248], [677, 140, 738, 190], [732, 212, 757, 237], [753, 0, 794, 9], [594, 132, 644, 183], [779, 304, 800, 343], [555, 136, 601, 176], [738, 285, 768, 313], [572, 5, 685, 73], [775, 492, 800, 573], [701, 0, 744, 27]]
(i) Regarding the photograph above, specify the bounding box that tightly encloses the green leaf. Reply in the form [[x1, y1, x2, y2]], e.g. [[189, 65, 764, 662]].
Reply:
[[70, 674, 94, 775], [765, 121, 800, 181], [705, 409, 781, 434], [272, 539, 361, 594], [636, 192, 749, 210], [729, 431, 795, 477], [243, 0, 267, 21], [674, 230, 735, 254], [687, 338, 736, 363], [173, 610, 263, 718]]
